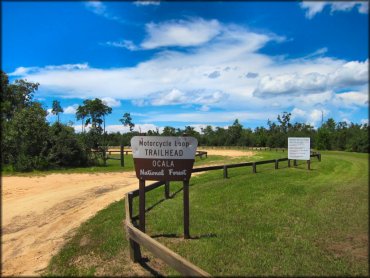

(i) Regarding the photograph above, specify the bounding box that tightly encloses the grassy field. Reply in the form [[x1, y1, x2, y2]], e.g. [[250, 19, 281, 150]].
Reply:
[[44, 150, 368, 276]]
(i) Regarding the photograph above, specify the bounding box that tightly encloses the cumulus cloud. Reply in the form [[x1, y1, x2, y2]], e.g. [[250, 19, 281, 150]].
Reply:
[[141, 18, 221, 49], [64, 104, 78, 114], [334, 90, 368, 107], [291, 107, 329, 127], [300, 1, 368, 19], [102, 97, 121, 107], [253, 60, 368, 97], [8, 17, 368, 125], [208, 71, 221, 79], [246, 72, 258, 78]]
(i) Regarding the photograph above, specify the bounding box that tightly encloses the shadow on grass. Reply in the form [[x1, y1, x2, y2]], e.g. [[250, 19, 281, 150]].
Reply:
[[132, 187, 185, 221], [151, 233, 217, 240], [138, 257, 164, 277]]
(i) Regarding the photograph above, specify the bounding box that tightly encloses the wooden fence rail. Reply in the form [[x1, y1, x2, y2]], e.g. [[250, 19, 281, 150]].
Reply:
[[192, 153, 321, 175], [124, 192, 211, 277]]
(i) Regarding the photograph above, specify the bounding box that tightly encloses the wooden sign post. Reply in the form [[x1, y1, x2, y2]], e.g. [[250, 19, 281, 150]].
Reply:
[[131, 136, 198, 238]]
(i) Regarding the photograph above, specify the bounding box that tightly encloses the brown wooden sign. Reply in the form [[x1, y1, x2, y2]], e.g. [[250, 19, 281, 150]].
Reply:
[[130, 136, 198, 181]]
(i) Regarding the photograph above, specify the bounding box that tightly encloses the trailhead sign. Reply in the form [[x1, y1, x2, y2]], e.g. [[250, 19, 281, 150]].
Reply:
[[131, 136, 198, 181], [288, 137, 310, 160]]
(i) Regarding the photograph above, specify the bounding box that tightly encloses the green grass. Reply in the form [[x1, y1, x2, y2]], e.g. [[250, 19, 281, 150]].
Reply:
[[45, 150, 368, 276]]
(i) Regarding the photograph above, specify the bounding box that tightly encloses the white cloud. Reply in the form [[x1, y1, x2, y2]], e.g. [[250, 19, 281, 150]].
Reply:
[[300, 2, 327, 19], [360, 118, 369, 125], [133, 89, 227, 107], [102, 97, 121, 107], [84, 1, 123, 23], [208, 71, 221, 79], [133, 1, 160, 6], [9, 63, 89, 76], [85, 1, 106, 15], [105, 40, 139, 51], [141, 18, 221, 49], [199, 105, 210, 112], [143, 111, 276, 123], [253, 60, 368, 97], [290, 107, 330, 127], [9, 18, 368, 125], [64, 104, 78, 114], [334, 90, 368, 107], [300, 1, 368, 19]]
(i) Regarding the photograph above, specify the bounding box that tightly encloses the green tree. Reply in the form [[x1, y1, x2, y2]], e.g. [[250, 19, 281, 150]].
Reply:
[[226, 119, 243, 145], [76, 98, 112, 149], [1, 70, 39, 121], [162, 126, 177, 136], [120, 112, 135, 132], [51, 100, 64, 123], [47, 122, 87, 167], [5, 102, 50, 171], [76, 105, 87, 133]]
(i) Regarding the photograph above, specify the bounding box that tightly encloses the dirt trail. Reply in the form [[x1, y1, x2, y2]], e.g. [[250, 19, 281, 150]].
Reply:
[[1, 149, 253, 276], [2, 172, 139, 276]]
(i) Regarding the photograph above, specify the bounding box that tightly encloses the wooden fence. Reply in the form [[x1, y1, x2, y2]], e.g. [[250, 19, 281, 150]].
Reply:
[[124, 152, 321, 276], [125, 188, 211, 276]]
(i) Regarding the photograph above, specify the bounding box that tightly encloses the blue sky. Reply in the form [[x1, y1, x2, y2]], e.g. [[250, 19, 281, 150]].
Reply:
[[2, 1, 368, 133]]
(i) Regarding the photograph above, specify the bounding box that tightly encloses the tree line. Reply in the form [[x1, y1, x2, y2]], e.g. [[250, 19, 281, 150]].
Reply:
[[1, 71, 368, 172]]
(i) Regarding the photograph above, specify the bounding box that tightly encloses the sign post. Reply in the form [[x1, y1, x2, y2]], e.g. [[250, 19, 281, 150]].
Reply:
[[288, 137, 311, 170], [131, 136, 198, 237]]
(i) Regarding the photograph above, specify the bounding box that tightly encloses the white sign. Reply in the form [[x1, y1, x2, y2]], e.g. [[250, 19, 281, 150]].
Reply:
[[288, 137, 310, 160]]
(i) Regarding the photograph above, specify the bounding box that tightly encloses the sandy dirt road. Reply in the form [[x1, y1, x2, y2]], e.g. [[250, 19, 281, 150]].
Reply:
[[1, 149, 253, 276], [2, 172, 139, 276]]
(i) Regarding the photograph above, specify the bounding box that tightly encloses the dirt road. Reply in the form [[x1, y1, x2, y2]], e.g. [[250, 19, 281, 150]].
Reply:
[[1, 149, 253, 276], [2, 172, 139, 276]]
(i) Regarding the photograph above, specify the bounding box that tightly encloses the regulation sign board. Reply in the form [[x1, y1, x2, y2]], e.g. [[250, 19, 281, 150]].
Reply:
[[288, 137, 310, 160], [131, 136, 198, 181]]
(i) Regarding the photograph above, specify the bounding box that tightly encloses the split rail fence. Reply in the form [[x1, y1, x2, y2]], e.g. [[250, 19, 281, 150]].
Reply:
[[124, 152, 321, 276]]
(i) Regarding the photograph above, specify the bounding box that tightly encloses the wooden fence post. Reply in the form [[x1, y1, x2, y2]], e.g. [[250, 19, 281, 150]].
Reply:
[[252, 162, 256, 173], [183, 180, 190, 239], [294, 160, 297, 167], [307, 160, 311, 170], [318, 153, 321, 162], [223, 165, 228, 179], [103, 149, 107, 166], [165, 181, 170, 199], [120, 145, 124, 167], [288, 159, 291, 167], [139, 180, 146, 233], [127, 193, 141, 262], [275, 159, 279, 169]]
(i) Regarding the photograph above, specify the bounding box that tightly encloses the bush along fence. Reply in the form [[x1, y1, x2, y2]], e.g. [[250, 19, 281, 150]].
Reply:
[[123, 152, 321, 276]]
